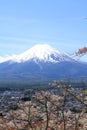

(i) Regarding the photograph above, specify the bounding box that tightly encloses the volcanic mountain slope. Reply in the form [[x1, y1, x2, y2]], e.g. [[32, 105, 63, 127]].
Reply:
[[0, 44, 87, 81]]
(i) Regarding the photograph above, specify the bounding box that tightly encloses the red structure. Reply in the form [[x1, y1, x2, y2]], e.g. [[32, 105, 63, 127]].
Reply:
[[76, 47, 87, 56]]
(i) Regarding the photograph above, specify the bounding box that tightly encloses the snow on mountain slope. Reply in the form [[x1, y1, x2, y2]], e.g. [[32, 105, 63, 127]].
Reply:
[[14, 44, 61, 63], [0, 55, 17, 63], [0, 56, 5, 63], [0, 44, 74, 63], [10, 44, 73, 63]]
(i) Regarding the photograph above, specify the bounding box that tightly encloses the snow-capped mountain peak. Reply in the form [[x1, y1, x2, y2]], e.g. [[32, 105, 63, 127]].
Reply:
[[0, 44, 73, 63], [15, 44, 61, 63]]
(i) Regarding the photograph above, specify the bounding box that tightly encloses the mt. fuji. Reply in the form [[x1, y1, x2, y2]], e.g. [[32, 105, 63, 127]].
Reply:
[[0, 44, 73, 63], [0, 44, 87, 82]]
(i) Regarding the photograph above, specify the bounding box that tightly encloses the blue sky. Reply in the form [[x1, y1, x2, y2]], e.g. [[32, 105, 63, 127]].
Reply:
[[0, 0, 87, 61]]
